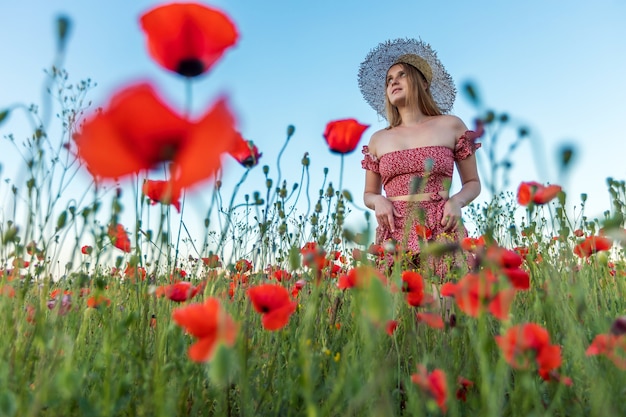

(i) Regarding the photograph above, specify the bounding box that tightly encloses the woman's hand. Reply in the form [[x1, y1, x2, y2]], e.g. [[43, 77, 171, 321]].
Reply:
[[374, 195, 400, 233], [441, 197, 462, 232]]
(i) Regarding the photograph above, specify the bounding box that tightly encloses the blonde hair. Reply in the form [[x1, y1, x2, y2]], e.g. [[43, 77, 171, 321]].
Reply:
[[385, 63, 442, 128]]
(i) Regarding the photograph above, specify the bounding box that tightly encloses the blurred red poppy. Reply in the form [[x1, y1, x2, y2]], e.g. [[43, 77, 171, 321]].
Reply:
[[461, 235, 485, 252], [336, 266, 384, 290], [172, 298, 238, 362], [573, 235, 612, 257], [271, 269, 292, 282], [143, 179, 182, 212], [517, 181, 562, 206], [456, 377, 474, 402], [385, 320, 398, 336], [140, 3, 238, 77], [502, 267, 530, 290], [533, 184, 562, 204], [414, 224, 432, 240], [337, 269, 357, 290], [202, 254, 221, 268], [487, 288, 516, 320], [495, 323, 565, 380], [402, 271, 425, 307], [486, 246, 523, 269], [80, 245, 93, 255], [229, 136, 262, 168], [301, 242, 328, 270], [586, 328, 626, 370], [323, 119, 369, 154], [248, 284, 297, 331], [158, 281, 205, 302], [75, 83, 239, 196], [108, 224, 131, 253], [87, 295, 111, 308], [235, 258, 253, 273], [416, 312, 444, 329], [124, 264, 147, 282], [411, 365, 448, 413]]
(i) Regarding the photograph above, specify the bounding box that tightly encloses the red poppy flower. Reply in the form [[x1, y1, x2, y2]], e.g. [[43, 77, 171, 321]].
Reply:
[[487, 288, 516, 320], [172, 298, 238, 362], [496, 323, 564, 378], [414, 224, 432, 240], [386, 320, 398, 336], [502, 267, 530, 290], [235, 259, 253, 273], [271, 269, 292, 282], [586, 333, 626, 370], [229, 136, 262, 168], [291, 279, 306, 298], [323, 119, 369, 154], [513, 246, 529, 260], [517, 181, 541, 205], [202, 254, 221, 268], [416, 312, 445, 329], [461, 235, 486, 252], [573, 235, 612, 257], [124, 264, 147, 282], [337, 266, 385, 290], [301, 242, 327, 270], [159, 281, 205, 302], [337, 269, 357, 290], [139, 3, 238, 77], [87, 295, 111, 308], [411, 365, 448, 413], [248, 284, 297, 331], [0, 286, 15, 298], [108, 224, 131, 253], [533, 184, 562, 204], [402, 271, 425, 307], [81, 245, 93, 255], [367, 244, 386, 258], [486, 246, 523, 269], [444, 272, 492, 317], [456, 377, 474, 402], [75, 83, 239, 195], [517, 181, 562, 206], [143, 179, 182, 212]]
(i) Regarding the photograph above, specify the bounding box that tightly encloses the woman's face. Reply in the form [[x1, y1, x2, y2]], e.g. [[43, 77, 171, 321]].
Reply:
[[386, 64, 409, 106]]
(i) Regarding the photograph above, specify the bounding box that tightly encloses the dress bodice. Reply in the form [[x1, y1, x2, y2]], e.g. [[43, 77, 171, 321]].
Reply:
[[361, 130, 481, 198]]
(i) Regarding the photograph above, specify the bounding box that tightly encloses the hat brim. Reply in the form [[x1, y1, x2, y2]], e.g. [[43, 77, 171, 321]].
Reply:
[[358, 38, 456, 119]]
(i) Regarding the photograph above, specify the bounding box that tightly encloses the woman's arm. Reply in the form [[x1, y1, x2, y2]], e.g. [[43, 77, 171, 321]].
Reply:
[[364, 170, 399, 233], [441, 153, 481, 232]]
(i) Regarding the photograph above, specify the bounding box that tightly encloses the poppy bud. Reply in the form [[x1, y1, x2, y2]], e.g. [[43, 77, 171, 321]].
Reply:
[[610, 316, 626, 336]]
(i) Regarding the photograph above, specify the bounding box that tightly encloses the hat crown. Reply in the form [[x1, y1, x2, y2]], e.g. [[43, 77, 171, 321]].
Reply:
[[394, 54, 432, 84]]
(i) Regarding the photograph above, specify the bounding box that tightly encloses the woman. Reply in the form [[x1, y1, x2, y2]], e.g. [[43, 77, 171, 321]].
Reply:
[[359, 38, 481, 280]]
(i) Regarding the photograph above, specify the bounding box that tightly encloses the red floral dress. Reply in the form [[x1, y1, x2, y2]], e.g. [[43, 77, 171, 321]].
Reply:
[[361, 130, 481, 280]]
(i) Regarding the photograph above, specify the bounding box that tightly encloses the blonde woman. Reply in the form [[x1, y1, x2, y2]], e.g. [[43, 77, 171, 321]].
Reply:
[[359, 38, 481, 281]]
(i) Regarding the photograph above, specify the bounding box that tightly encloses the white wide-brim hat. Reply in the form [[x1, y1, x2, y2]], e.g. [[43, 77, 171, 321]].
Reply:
[[358, 38, 456, 119]]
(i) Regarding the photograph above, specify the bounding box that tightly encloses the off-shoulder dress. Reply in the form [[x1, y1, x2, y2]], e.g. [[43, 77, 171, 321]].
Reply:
[[361, 130, 481, 279]]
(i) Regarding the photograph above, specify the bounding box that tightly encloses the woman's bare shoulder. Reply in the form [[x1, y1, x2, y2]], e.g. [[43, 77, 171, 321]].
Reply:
[[435, 114, 469, 137], [366, 128, 391, 156]]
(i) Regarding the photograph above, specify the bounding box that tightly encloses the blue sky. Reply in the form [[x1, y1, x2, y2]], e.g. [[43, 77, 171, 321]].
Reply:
[[1, 0, 626, 255]]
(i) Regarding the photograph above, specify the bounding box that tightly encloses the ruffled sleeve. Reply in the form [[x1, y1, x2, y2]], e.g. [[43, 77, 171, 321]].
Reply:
[[454, 130, 482, 161], [361, 145, 380, 173]]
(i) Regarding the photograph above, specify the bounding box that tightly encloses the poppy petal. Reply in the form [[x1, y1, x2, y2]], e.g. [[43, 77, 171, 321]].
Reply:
[[172, 97, 239, 190], [140, 3, 238, 77]]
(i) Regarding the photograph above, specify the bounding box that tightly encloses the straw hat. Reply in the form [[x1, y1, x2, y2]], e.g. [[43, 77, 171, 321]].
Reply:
[[358, 38, 456, 119]]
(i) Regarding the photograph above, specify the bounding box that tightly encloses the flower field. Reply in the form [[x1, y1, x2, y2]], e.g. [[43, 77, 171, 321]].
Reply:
[[1, 3, 625, 417]]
